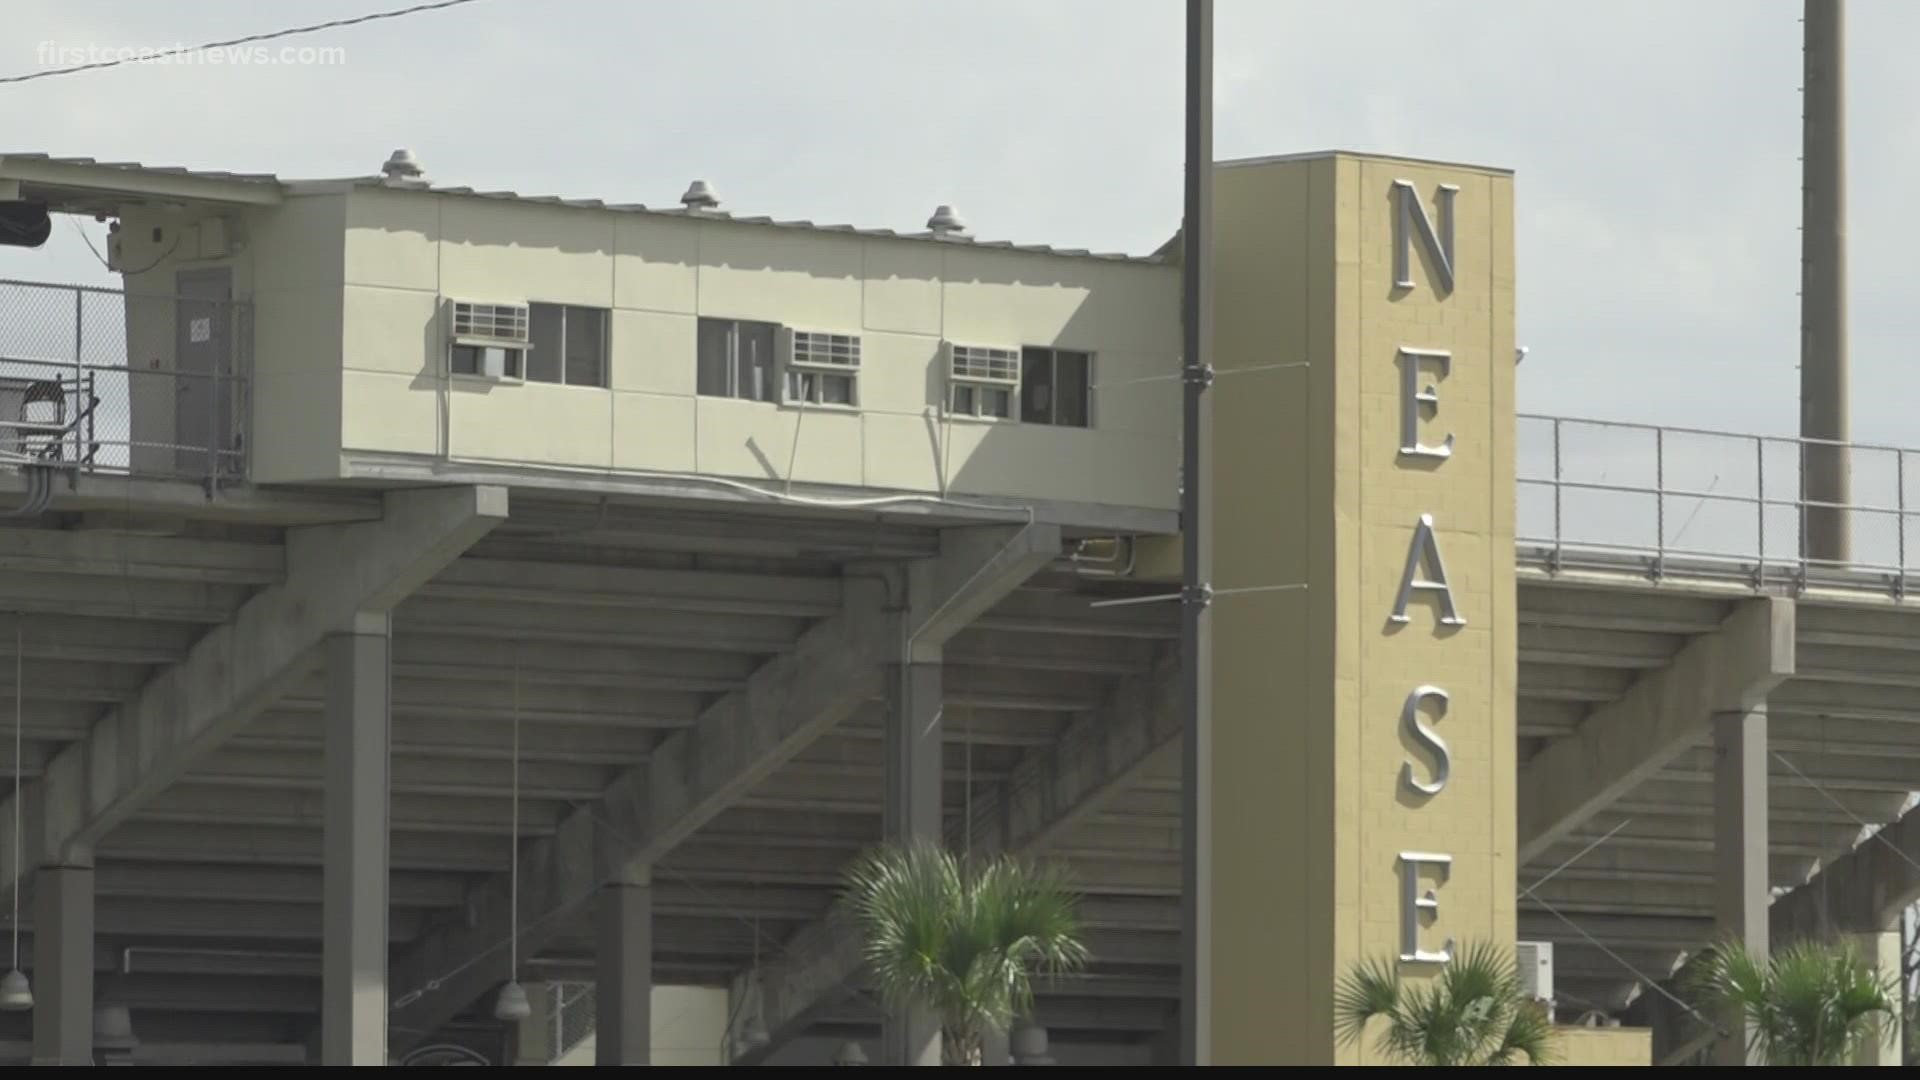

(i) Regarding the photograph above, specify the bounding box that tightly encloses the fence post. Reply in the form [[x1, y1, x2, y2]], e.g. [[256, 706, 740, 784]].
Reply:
[[1799, 436, 1809, 575], [1654, 427, 1665, 577], [72, 288, 83, 466], [207, 299, 220, 491], [1900, 449, 1908, 593], [1552, 418, 1563, 570], [1756, 436, 1766, 583]]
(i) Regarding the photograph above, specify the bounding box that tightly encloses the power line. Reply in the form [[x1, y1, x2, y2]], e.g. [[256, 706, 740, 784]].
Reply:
[[0, 0, 492, 87]]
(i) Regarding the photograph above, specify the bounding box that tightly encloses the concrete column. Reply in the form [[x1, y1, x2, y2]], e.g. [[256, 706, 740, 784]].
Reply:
[[323, 619, 391, 1066], [1011, 1023, 1055, 1065], [978, 1025, 1010, 1067], [1712, 707, 1769, 1067], [1850, 930, 1903, 1066], [31, 864, 93, 1065], [1148, 1014, 1182, 1066], [882, 659, 942, 1066], [511, 981, 556, 1066], [596, 868, 652, 1066]]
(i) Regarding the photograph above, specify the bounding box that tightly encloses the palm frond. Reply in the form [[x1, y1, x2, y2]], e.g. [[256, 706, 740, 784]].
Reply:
[[1687, 934, 1901, 1066], [1336, 940, 1560, 1066], [1333, 957, 1401, 1049], [839, 840, 1089, 1044], [1486, 1001, 1557, 1066]]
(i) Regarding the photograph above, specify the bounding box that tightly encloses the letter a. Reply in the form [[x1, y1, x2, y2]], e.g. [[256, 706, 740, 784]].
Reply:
[[1391, 514, 1465, 627]]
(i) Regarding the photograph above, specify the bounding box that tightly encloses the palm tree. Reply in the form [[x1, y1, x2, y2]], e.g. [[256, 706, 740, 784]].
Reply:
[[1684, 934, 1900, 1066], [840, 839, 1089, 1065], [1334, 940, 1559, 1066]]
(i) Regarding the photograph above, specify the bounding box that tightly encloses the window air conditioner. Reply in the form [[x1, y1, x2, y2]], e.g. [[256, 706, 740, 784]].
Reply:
[[448, 299, 530, 379], [1516, 940, 1554, 1019], [945, 342, 1021, 386]]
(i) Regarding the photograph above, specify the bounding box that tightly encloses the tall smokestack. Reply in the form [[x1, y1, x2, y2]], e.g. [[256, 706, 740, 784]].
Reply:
[[1801, 0, 1849, 564]]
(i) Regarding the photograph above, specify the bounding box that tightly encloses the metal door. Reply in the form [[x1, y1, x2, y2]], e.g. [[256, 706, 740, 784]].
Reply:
[[174, 267, 232, 479]]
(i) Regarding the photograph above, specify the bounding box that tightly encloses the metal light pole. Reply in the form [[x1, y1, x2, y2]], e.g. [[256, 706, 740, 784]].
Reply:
[[1178, 0, 1214, 1067], [1800, 0, 1849, 564]]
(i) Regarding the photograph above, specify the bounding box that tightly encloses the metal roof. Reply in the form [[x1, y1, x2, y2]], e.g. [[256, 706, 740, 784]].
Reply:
[[0, 152, 281, 185], [0, 153, 1165, 265], [349, 178, 1163, 264]]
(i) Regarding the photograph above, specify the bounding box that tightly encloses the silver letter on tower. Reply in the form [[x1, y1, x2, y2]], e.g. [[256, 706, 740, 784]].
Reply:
[[1391, 514, 1465, 627], [1393, 179, 1457, 294], [1400, 686, 1452, 797], [1398, 347, 1453, 460]]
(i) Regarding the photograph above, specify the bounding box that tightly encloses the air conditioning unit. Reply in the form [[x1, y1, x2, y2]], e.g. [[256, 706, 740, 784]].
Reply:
[[1517, 940, 1554, 1019], [779, 327, 861, 369], [777, 327, 861, 405], [944, 342, 1020, 386], [447, 300, 530, 379]]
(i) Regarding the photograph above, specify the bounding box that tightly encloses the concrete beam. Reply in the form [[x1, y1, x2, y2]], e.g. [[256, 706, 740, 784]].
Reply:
[[97, 822, 519, 874], [0, 573, 245, 622], [0, 527, 283, 584], [1772, 803, 1920, 941], [418, 559, 843, 617], [972, 648, 1180, 856], [85, 862, 466, 908], [17, 896, 427, 941], [189, 747, 612, 802], [386, 524, 1060, 1053], [0, 613, 196, 666], [908, 525, 1064, 660], [396, 599, 803, 655], [1517, 597, 1794, 864], [142, 784, 572, 835], [0, 486, 507, 890], [731, 648, 1177, 1064]]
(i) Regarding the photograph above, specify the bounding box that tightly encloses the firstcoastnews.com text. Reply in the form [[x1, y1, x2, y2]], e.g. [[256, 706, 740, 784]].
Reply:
[[35, 41, 349, 70]]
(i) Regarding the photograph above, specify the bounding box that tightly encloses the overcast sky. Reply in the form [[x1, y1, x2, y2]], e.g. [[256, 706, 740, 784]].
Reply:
[[3, 0, 1916, 446]]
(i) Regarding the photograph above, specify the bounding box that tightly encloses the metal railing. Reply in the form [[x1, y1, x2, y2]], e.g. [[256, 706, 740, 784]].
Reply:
[[547, 980, 596, 1062], [0, 278, 250, 491], [1518, 413, 1920, 592]]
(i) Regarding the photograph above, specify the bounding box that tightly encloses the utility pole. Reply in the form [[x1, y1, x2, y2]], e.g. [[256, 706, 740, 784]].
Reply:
[[1178, 0, 1213, 1067], [1801, 0, 1849, 564]]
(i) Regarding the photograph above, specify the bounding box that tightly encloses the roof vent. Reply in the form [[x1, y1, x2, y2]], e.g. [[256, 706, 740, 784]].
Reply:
[[927, 204, 969, 236], [381, 148, 425, 185], [681, 179, 721, 210]]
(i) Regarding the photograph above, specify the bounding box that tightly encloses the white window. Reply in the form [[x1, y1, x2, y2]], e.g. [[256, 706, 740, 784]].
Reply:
[[449, 300, 530, 379], [783, 330, 860, 406], [946, 343, 1019, 419]]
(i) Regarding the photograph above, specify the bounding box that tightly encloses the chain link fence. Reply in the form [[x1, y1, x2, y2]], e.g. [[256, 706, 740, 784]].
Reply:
[[0, 278, 249, 488], [548, 979, 597, 1062]]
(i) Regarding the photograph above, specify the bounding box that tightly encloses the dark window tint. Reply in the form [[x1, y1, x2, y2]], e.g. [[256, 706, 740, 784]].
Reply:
[[527, 303, 564, 384], [1020, 346, 1054, 424], [564, 306, 607, 387], [1054, 350, 1090, 427], [698, 317, 779, 401]]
